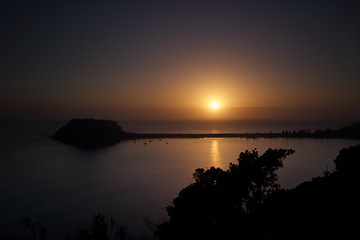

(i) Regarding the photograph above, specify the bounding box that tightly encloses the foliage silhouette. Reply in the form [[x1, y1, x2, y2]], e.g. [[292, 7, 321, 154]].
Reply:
[[9, 217, 47, 240], [260, 145, 360, 239], [155, 145, 360, 240], [155, 148, 295, 240], [69, 214, 127, 240]]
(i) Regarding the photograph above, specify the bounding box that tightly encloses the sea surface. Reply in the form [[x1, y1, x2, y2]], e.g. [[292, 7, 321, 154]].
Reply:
[[0, 120, 359, 239]]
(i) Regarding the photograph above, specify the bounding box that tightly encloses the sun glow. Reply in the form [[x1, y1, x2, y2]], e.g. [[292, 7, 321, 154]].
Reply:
[[211, 101, 219, 109]]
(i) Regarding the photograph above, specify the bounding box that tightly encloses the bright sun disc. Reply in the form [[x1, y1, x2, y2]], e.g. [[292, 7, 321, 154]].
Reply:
[[211, 102, 219, 109]]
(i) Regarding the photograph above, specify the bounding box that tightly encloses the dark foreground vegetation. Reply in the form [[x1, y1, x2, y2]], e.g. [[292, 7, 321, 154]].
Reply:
[[154, 145, 360, 240], [53, 119, 360, 148], [13, 145, 360, 240]]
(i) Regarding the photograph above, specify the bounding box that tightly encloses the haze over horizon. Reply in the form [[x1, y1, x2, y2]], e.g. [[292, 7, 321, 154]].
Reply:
[[2, 1, 360, 122]]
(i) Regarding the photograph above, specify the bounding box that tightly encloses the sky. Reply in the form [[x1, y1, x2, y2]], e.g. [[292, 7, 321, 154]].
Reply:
[[1, 0, 360, 121]]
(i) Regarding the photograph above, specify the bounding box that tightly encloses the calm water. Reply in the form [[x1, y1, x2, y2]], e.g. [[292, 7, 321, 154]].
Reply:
[[0, 121, 359, 239]]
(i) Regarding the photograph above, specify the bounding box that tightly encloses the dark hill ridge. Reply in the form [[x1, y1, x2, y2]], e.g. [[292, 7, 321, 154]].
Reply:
[[53, 118, 134, 148], [53, 119, 360, 148]]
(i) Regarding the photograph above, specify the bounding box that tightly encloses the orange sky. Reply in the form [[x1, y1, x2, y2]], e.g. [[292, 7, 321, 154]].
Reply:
[[1, 1, 360, 121]]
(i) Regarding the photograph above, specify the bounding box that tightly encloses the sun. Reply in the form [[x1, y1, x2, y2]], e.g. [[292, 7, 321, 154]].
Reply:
[[210, 101, 219, 110]]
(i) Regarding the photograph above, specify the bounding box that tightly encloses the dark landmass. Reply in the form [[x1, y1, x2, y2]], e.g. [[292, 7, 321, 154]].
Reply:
[[53, 119, 360, 148], [154, 145, 360, 240], [134, 121, 360, 139], [52, 118, 135, 148]]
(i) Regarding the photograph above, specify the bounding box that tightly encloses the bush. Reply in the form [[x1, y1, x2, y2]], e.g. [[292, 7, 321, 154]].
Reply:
[[155, 148, 295, 240]]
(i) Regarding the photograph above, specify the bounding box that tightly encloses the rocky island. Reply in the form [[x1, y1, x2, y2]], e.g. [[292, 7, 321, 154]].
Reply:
[[52, 118, 134, 148]]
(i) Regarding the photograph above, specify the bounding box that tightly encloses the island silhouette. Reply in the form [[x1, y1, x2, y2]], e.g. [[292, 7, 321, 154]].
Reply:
[[53, 118, 134, 148], [53, 118, 360, 148]]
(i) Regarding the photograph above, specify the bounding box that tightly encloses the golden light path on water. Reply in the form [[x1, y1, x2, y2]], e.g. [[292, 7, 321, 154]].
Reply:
[[210, 139, 222, 167]]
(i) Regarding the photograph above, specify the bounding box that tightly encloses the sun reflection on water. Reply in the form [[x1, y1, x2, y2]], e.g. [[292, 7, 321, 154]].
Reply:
[[210, 139, 222, 167]]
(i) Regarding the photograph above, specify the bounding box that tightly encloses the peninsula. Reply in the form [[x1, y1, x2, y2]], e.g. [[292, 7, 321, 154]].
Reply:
[[53, 118, 360, 148]]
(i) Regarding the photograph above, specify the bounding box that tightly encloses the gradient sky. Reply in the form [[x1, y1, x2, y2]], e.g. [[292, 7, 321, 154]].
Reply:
[[2, 0, 360, 121]]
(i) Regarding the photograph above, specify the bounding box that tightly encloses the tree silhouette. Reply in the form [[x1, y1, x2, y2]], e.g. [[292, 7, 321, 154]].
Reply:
[[155, 148, 295, 240], [254, 145, 360, 240], [71, 214, 127, 240]]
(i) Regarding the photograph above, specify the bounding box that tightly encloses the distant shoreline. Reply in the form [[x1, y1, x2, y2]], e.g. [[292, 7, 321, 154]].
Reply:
[[53, 119, 360, 148], [124, 121, 360, 140], [123, 130, 360, 140]]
